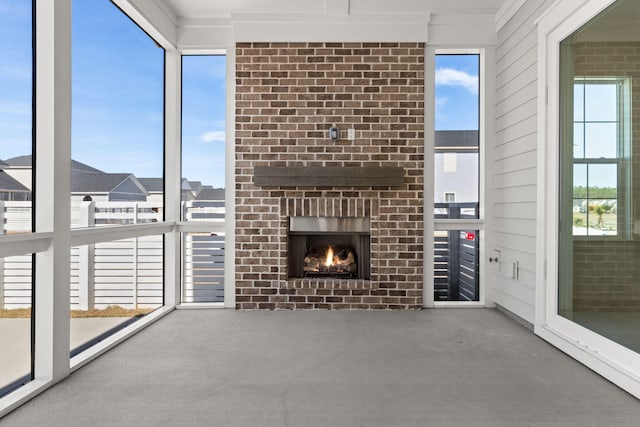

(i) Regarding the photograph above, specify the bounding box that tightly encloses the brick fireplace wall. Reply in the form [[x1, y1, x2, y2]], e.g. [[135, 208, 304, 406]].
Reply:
[[235, 42, 425, 310]]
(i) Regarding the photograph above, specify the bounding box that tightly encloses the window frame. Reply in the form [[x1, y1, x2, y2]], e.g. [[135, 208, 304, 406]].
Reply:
[[178, 52, 228, 307], [570, 77, 631, 239], [425, 47, 492, 308]]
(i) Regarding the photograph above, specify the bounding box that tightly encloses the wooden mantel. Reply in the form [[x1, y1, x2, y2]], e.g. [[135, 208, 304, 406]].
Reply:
[[253, 166, 405, 187]]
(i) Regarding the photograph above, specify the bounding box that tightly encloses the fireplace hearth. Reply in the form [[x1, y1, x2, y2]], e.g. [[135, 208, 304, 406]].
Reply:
[[288, 217, 370, 280]]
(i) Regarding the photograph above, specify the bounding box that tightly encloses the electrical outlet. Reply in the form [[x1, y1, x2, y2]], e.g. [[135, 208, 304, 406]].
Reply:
[[508, 259, 519, 280], [347, 128, 356, 140]]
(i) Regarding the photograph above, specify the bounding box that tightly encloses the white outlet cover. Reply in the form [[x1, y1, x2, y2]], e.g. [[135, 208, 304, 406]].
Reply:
[[347, 128, 355, 140]]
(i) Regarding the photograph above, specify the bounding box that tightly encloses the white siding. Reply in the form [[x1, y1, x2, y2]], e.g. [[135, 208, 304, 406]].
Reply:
[[493, 0, 555, 323]]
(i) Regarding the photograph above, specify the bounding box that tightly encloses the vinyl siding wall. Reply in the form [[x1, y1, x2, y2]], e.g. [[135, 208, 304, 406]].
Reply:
[[493, 0, 554, 323]]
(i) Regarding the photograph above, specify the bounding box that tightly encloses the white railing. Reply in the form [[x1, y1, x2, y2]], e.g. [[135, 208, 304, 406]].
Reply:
[[181, 200, 226, 303], [0, 200, 226, 309]]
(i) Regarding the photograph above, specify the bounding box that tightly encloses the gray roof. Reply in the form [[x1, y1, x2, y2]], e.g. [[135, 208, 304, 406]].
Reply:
[[72, 173, 135, 193], [434, 130, 479, 149], [138, 178, 164, 192], [3, 155, 33, 167], [0, 171, 30, 192], [4, 155, 104, 174], [195, 188, 225, 201], [71, 160, 104, 174], [188, 181, 203, 193]]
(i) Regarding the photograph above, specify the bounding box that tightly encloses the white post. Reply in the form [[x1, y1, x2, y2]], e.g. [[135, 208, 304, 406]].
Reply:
[[183, 231, 191, 303], [34, 0, 72, 383], [132, 202, 139, 308], [77, 201, 95, 310], [224, 44, 237, 308], [0, 201, 4, 309], [164, 49, 182, 308]]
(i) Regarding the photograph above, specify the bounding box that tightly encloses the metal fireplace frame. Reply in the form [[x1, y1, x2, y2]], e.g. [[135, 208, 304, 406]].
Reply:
[[288, 216, 371, 280]]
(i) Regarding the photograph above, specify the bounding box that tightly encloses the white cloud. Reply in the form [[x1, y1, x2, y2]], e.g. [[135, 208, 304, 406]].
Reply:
[[199, 130, 226, 143], [435, 68, 478, 94]]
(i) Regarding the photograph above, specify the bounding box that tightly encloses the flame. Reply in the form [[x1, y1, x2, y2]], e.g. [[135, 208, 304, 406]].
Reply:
[[325, 246, 334, 267]]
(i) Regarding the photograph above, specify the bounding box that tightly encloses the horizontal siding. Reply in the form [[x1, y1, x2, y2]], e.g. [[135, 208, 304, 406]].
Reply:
[[494, 201, 537, 220], [493, 0, 555, 324], [494, 167, 537, 188]]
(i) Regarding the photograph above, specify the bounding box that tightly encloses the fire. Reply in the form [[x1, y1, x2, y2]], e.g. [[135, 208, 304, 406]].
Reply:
[[325, 246, 334, 267]]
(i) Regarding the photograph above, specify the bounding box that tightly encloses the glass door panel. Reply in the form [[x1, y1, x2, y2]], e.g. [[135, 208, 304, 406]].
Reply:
[[559, 0, 640, 353]]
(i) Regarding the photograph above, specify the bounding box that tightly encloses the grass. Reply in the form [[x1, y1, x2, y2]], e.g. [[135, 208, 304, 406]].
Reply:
[[0, 306, 154, 319], [573, 212, 617, 231]]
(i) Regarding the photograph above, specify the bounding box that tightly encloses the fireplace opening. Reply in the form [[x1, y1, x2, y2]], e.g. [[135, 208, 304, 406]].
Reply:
[[288, 217, 370, 280]]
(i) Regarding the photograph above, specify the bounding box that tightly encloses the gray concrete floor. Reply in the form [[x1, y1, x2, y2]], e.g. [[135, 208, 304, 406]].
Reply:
[[2, 308, 640, 426], [0, 318, 135, 388]]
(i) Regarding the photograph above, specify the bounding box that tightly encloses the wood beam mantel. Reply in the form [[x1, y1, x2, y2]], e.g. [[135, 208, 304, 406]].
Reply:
[[253, 166, 405, 187]]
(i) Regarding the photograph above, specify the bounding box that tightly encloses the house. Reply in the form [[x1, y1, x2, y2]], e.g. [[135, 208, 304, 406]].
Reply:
[[434, 130, 479, 205], [3, 155, 104, 192], [0, 161, 31, 202], [1, 0, 639, 419], [138, 177, 164, 205], [71, 173, 147, 202], [2, 155, 154, 203]]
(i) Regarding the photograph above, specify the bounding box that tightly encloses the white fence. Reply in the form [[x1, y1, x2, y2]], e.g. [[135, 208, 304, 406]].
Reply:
[[0, 200, 225, 309]]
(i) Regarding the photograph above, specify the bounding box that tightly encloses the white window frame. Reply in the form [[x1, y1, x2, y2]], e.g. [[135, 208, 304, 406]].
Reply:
[[176, 49, 234, 309], [571, 77, 631, 239], [424, 47, 495, 308], [536, 0, 640, 399]]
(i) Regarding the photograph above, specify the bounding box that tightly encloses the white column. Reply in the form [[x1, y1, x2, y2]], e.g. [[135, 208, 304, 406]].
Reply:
[[164, 49, 181, 308], [34, 0, 72, 383], [224, 45, 236, 308], [77, 201, 95, 311], [0, 201, 4, 309], [132, 202, 139, 308], [423, 45, 435, 308]]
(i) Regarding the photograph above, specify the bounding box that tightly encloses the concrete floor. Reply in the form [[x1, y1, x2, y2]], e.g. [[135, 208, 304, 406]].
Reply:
[[0, 318, 135, 388], [2, 308, 640, 426]]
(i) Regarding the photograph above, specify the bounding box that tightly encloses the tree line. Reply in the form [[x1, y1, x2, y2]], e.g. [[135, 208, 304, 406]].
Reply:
[[573, 186, 616, 199]]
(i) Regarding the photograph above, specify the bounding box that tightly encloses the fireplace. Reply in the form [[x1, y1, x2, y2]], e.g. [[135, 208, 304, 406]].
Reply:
[[288, 217, 371, 280], [235, 42, 424, 309]]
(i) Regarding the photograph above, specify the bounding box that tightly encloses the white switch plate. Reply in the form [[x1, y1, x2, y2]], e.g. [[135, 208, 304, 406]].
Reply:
[[347, 128, 356, 140], [508, 259, 519, 280]]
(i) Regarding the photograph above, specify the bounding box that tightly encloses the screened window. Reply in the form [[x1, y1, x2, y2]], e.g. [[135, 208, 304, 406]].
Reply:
[[0, 0, 33, 233], [71, 0, 165, 229], [433, 53, 481, 303], [69, 0, 165, 356], [181, 55, 226, 304], [0, 0, 34, 397], [181, 55, 226, 220]]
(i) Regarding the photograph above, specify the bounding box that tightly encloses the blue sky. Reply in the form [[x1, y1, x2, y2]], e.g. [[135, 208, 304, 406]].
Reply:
[[1, 0, 227, 188], [182, 55, 227, 188], [72, 0, 165, 180], [0, 0, 32, 160], [435, 54, 479, 131], [2, 1, 481, 190]]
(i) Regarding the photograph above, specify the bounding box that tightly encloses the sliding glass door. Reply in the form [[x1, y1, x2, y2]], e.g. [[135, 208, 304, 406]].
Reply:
[[558, 0, 640, 353]]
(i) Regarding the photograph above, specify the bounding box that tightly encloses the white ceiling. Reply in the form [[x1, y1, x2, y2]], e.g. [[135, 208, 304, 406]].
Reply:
[[156, 0, 510, 22]]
